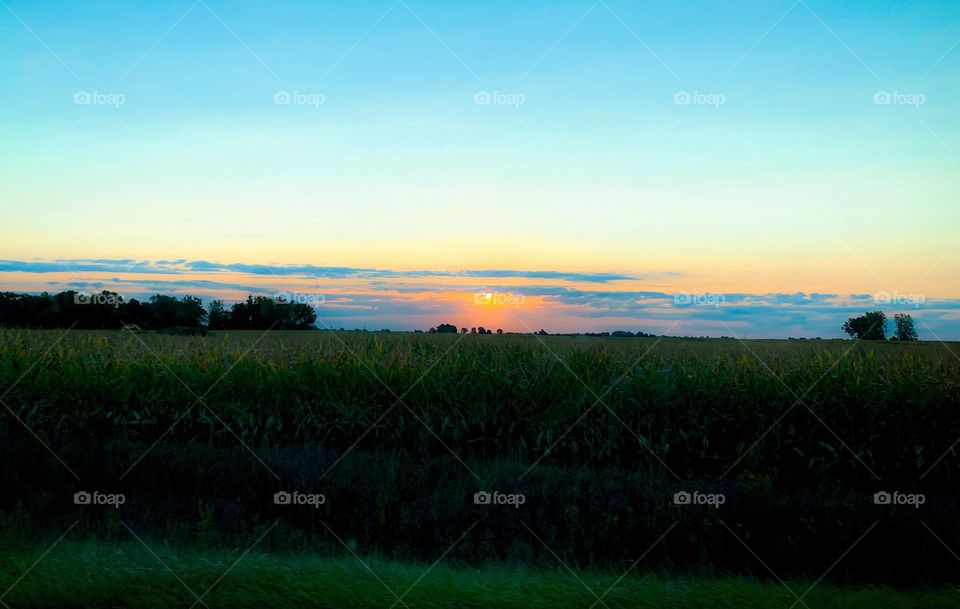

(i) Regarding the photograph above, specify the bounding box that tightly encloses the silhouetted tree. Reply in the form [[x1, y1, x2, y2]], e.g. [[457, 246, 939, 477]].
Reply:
[[893, 313, 919, 341], [842, 311, 886, 340], [121, 298, 153, 329], [288, 302, 318, 329], [435, 323, 457, 334], [207, 300, 229, 330], [148, 295, 205, 328], [228, 295, 316, 330]]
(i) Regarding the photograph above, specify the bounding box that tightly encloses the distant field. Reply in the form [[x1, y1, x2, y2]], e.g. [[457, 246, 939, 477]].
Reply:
[[2, 328, 959, 595]]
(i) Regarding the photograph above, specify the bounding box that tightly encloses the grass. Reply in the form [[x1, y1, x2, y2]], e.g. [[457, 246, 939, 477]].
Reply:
[[0, 538, 954, 609]]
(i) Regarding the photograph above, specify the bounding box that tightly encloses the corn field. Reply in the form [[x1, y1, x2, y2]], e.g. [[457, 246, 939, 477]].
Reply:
[[2, 328, 958, 484]]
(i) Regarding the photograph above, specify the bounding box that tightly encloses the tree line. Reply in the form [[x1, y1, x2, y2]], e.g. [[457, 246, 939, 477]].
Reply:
[[428, 324, 657, 337], [0, 291, 317, 331]]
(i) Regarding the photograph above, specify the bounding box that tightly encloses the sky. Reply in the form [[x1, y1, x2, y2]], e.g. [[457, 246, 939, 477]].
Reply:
[[0, 0, 958, 337]]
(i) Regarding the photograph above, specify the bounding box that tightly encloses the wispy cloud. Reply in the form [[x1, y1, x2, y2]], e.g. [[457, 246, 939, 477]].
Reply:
[[1, 259, 644, 283]]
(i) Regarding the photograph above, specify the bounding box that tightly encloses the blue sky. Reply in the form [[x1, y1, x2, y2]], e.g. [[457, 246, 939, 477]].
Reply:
[[1, 1, 958, 336]]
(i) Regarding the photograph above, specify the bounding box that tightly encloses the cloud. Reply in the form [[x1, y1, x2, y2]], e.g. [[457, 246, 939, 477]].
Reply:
[[1, 259, 642, 283], [0, 260, 175, 275], [49, 278, 267, 294], [183, 260, 641, 282]]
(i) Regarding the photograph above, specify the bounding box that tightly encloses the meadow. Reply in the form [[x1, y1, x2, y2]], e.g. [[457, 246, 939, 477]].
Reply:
[[2, 328, 959, 606]]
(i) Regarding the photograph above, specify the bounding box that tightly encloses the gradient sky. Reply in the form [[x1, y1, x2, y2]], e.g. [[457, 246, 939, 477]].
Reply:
[[1, 0, 958, 337]]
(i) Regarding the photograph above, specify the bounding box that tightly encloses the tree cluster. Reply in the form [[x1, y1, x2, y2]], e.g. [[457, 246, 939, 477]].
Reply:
[[0, 291, 317, 331], [208, 296, 317, 330], [428, 324, 502, 334], [842, 311, 919, 341]]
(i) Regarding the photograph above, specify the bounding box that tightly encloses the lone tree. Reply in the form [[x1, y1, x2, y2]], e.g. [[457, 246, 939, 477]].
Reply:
[[893, 313, 919, 341], [207, 300, 229, 330], [435, 323, 458, 334], [842, 311, 887, 340]]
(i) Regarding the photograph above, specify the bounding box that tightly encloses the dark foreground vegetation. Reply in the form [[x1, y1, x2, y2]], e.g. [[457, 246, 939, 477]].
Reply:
[[2, 328, 959, 603], [1, 539, 949, 609]]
